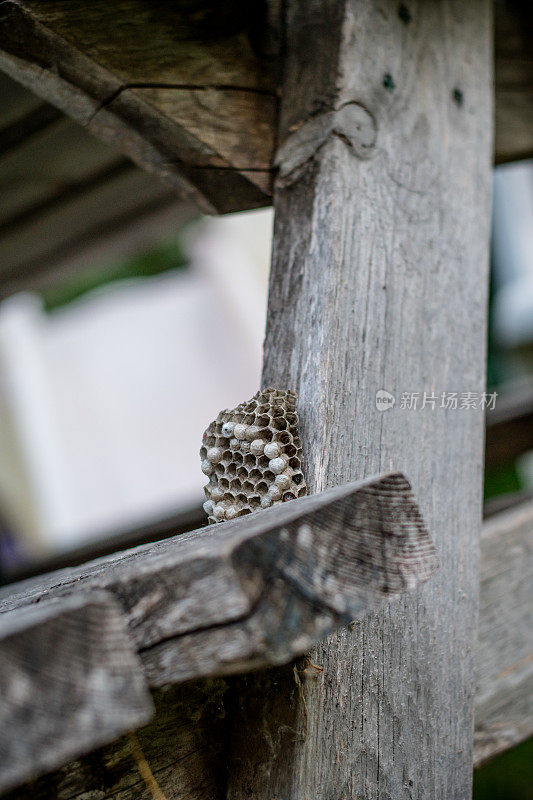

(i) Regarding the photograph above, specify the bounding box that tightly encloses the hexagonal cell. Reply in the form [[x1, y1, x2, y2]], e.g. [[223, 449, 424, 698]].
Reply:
[[271, 417, 288, 430], [200, 388, 307, 523]]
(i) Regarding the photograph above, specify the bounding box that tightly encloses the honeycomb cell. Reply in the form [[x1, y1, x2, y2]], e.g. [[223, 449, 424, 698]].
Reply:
[[250, 439, 265, 456], [200, 388, 307, 523], [264, 441, 281, 459], [234, 424, 247, 440], [207, 447, 223, 463], [211, 486, 224, 501], [221, 421, 235, 438], [268, 484, 282, 501]]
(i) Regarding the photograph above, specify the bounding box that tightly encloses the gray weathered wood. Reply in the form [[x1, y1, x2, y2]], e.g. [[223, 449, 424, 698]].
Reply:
[[2, 508, 530, 799], [0, 591, 153, 794], [474, 500, 533, 766], [0, 473, 438, 689], [1, 680, 228, 800], [0, 0, 275, 213], [227, 2, 493, 798], [0, 518, 528, 798]]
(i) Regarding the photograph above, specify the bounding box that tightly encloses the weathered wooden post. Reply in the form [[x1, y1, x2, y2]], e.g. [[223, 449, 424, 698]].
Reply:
[[228, 1, 493, 797]]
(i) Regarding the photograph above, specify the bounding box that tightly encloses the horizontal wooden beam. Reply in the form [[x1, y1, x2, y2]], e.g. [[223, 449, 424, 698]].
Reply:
[[0, 0, 276, 214], [0, 591, 153, 794], [0, 473, 438, 688], [494, 0, 533, 164], [485, 383, 533, 470], [474, 498, 533, 766], [0, 487, 530, 792], [0, 2, 528, 228]]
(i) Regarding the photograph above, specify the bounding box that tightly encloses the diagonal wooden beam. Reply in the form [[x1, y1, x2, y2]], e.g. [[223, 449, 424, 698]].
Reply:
[[0, 473, 437, 687], [0, 503, 529, 798], [0, 591, 153, 795], [0, 0, 277, 213]]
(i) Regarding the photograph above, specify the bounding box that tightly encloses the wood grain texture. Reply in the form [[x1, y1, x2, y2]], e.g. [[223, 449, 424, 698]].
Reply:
[[227, 2, 493, 799], [0, 591, 153, 794], [0, 474, 438, 689], [474, 500, 533, 766], [0, 0, 275, 213], [1, 513, 529, 799], [1, 680, 228, 800]]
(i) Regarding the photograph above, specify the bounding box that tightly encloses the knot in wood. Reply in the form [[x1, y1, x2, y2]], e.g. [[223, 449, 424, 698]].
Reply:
[[275, 102, 377, 184]]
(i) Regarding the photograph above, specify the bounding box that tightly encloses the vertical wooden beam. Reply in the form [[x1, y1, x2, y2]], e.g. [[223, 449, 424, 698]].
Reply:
[[228, 1, 492, 798]]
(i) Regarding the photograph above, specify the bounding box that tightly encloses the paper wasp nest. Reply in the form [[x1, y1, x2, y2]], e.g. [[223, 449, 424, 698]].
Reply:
[[200, 388, 307, 523]]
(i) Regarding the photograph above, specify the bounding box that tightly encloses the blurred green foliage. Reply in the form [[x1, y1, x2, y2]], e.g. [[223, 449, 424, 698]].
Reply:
[[474, 739, 533, 800], [41, 237, 188, 311]]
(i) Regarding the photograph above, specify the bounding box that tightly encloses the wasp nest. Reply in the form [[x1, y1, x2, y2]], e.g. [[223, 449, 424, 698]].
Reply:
[[200, 388, 307, 523]]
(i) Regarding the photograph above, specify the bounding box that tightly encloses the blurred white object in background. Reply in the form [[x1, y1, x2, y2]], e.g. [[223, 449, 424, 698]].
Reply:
[[492, 160, 533, 347], [0, 207, 273, 556]]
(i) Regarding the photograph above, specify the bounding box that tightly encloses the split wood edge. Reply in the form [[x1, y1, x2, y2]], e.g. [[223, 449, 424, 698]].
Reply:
[[0, 472, 438, 791], [0, 472, 438, 688]]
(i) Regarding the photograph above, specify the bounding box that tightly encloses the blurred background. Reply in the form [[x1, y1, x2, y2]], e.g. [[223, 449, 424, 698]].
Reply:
[[0, 60, 531, 798]]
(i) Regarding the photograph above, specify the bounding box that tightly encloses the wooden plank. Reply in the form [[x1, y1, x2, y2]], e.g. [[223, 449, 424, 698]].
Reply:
[[227, 2, 493, 799], [474, 500, 533, 766], [485, 382, 533, 469], [0, 474, 438, 688], [1, 508, 530, 798], [0, 162, 177, 292], [494, 0, 533, 164], [1, 680, 228, 800], [0, 591, 153, 794], [0, 115, 122, 226], [0, 0, 276, 213]]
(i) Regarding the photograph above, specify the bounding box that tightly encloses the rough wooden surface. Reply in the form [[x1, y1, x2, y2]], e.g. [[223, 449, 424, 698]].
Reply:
[[227, 2, 493, 799], [0, 474, 438, 689], [0, 591, 153, 795], [0, 2, 527, 231], [1, 509, 529, 799], [0, 0, 275, 213], [474, 500, 533, 766], [2, 680, 228, 800]]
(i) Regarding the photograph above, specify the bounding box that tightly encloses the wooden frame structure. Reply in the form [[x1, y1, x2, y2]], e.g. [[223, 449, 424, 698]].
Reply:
[[0, 1, 532, 798]]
